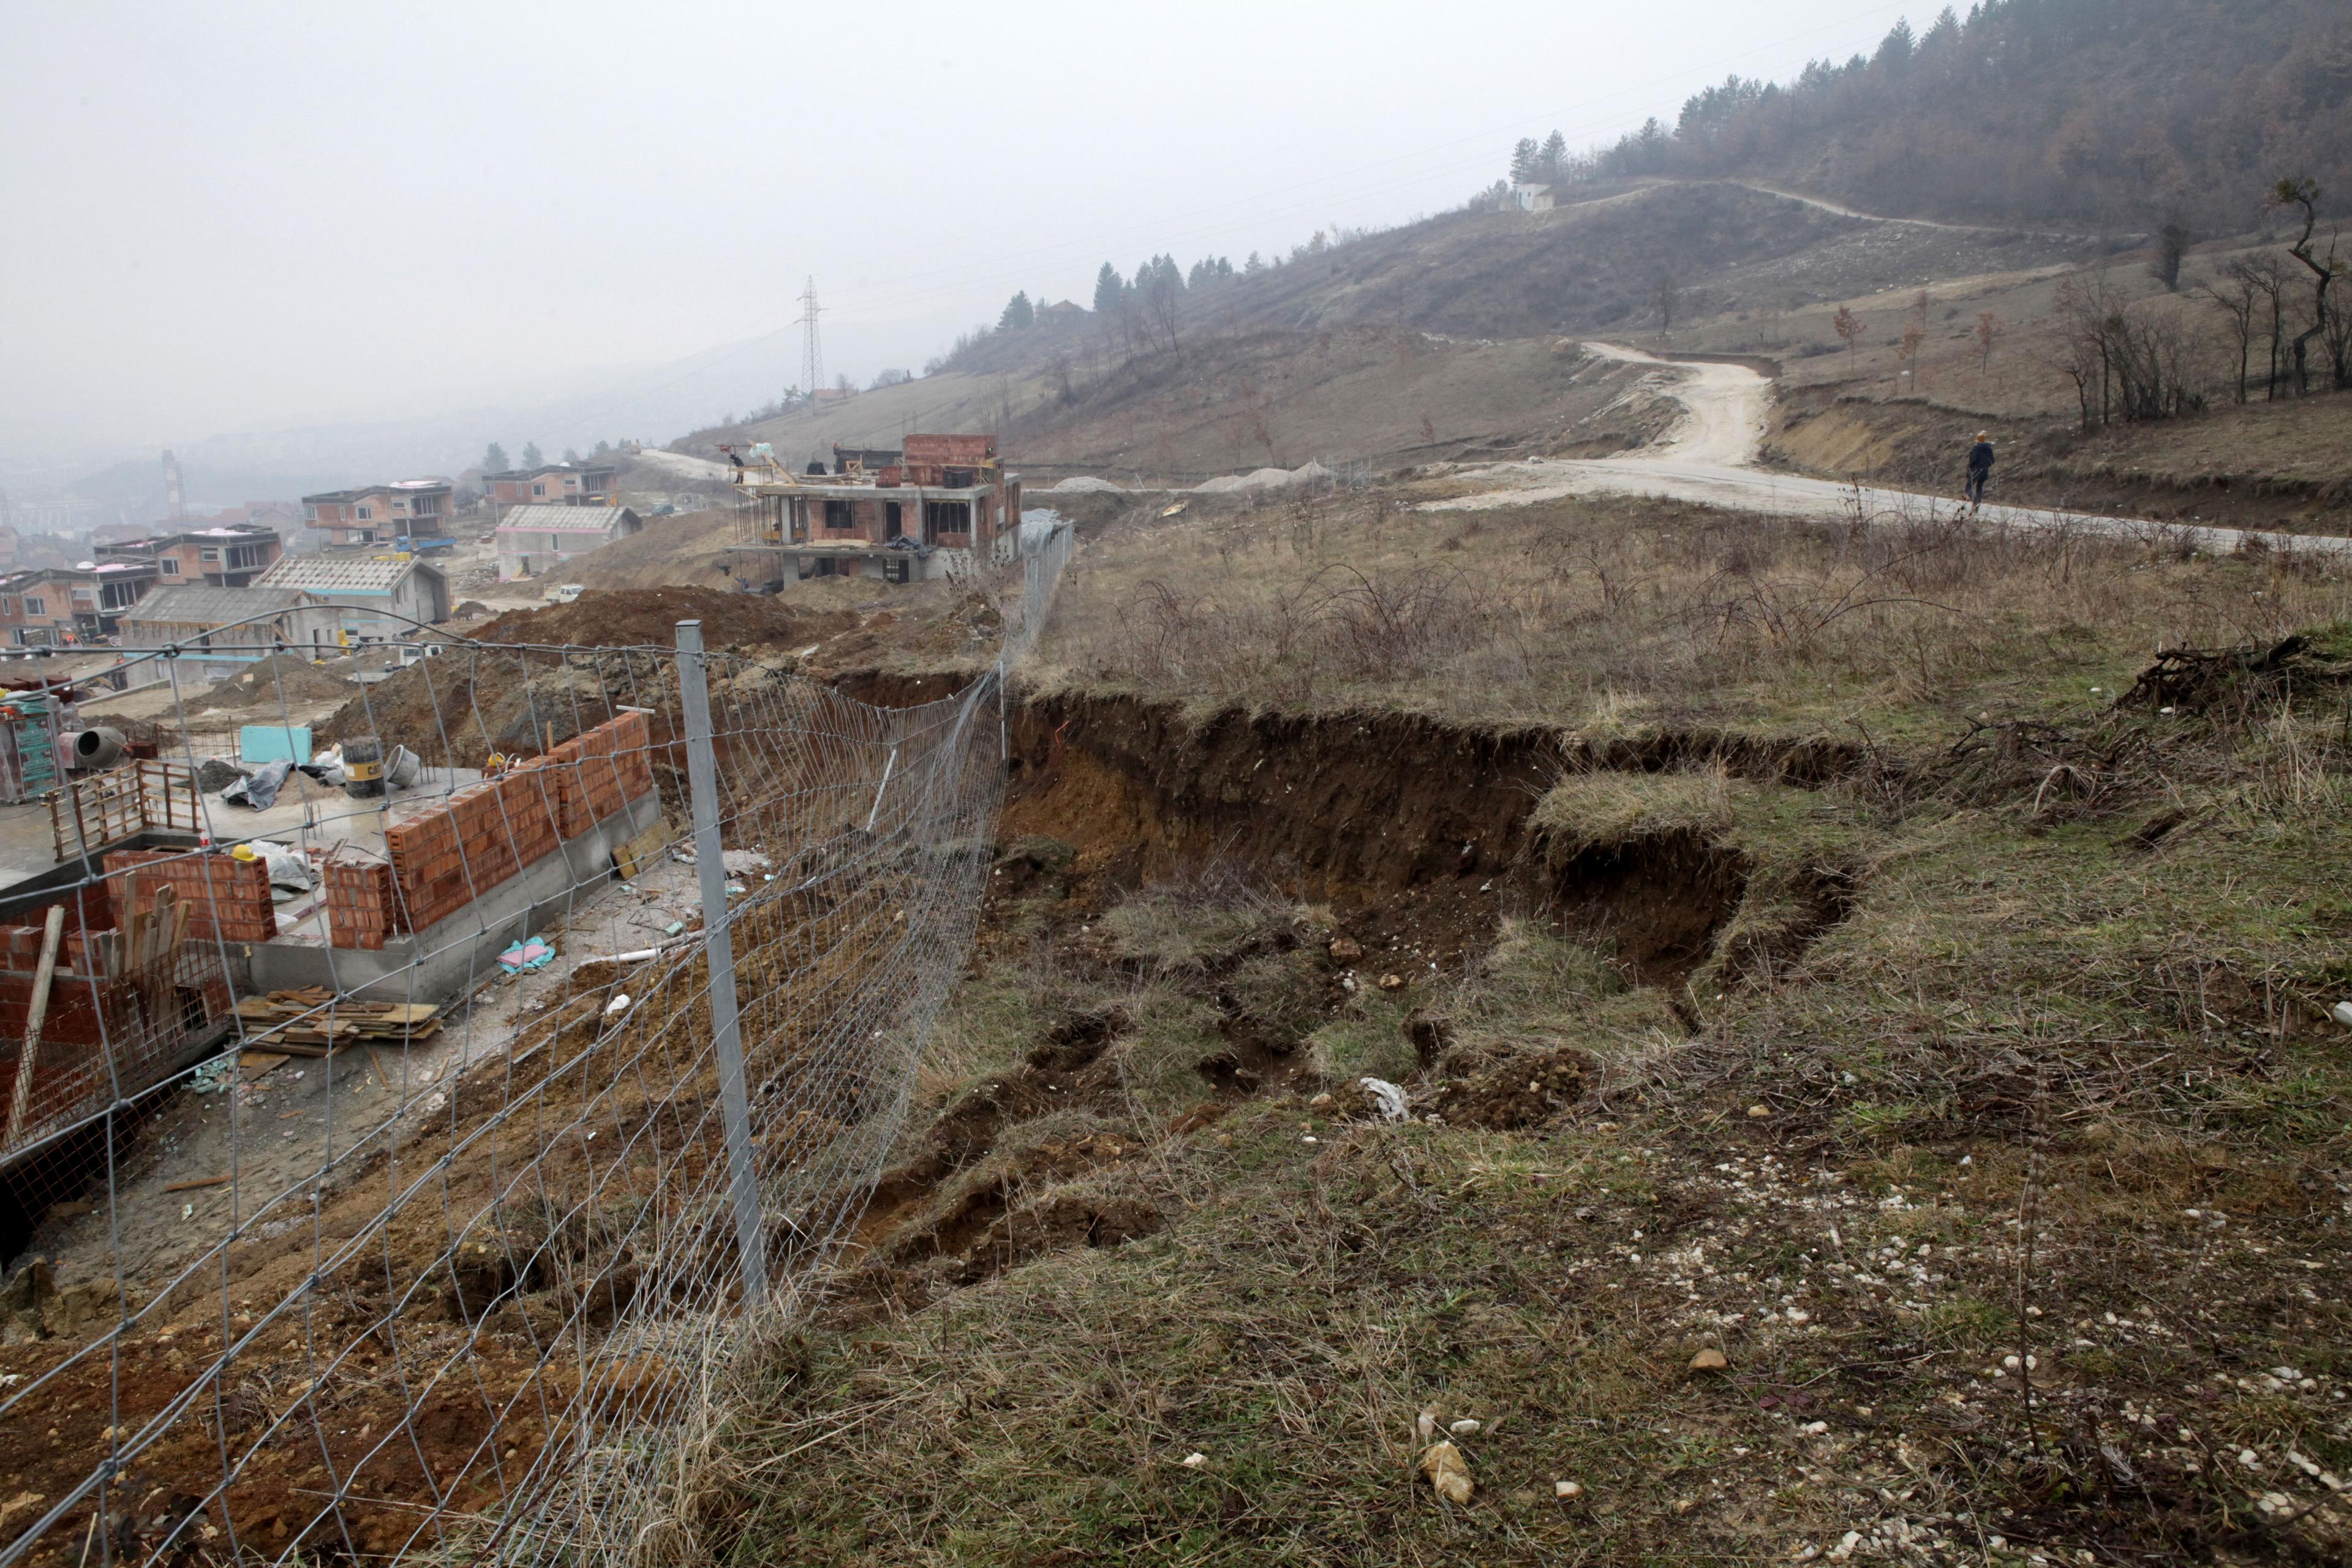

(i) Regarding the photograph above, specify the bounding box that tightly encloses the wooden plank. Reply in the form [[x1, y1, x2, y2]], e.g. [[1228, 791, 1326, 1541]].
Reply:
[[3, 906, 67, 1147]]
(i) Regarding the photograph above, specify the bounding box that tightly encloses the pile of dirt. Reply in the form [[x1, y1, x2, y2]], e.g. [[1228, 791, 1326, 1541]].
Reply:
[[315, 587, 861, 764], [200, 652, 359, 709], [552, 510, 739, 593], [465, 585, 853, 655]]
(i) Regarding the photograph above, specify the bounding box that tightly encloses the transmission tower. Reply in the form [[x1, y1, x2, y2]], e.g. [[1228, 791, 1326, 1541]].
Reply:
[[797, 277, 825, 396]]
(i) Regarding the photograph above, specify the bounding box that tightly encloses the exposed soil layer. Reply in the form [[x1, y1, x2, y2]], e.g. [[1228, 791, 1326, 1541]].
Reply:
[[899, 682, 1859, 974], [821, 679, 1876, 1317], [462, 586, 855, 654]]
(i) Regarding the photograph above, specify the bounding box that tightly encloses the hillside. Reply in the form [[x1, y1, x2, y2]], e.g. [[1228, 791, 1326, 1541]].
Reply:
[[712, 185, 2102, 475], [685, 479, 2352, 1567], [1559, 0, 2352, 235]]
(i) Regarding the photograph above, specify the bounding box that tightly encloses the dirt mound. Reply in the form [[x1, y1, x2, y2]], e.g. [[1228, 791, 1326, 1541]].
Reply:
[[466, 585, 851, 655], [1436, 1042, 1592, 1130], [317, 587, 857, 764], [201, 652, 359, 709], [554, 510, 739, 592]]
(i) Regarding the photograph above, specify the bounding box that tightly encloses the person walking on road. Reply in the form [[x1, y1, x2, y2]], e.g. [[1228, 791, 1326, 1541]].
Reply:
[[1965, 432, 1995, 511]]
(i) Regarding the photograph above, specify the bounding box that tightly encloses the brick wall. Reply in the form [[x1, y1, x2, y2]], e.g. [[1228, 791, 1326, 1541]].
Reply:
[[323, 850, 397, 951], [101, 848, 276, 945], [375, 710, 656, 940]]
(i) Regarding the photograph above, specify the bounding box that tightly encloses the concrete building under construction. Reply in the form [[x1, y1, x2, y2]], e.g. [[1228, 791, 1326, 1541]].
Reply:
[[728, 434, 1021, 586]]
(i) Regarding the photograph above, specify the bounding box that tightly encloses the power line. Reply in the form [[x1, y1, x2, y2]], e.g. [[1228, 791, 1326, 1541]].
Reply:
[[798, 277, 825, 397]]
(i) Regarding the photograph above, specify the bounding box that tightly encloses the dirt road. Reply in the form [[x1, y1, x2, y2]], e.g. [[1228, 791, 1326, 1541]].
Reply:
[[1433, 345, 2352, 556]]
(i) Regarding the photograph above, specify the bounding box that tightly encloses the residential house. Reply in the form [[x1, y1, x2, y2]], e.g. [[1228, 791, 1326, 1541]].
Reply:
[[300, 479, 454, 546], [117, 586, 341, 686], [0, 560, 160, 645], [729, 432, 1020, 586], [494, 505, 642, 581], [94, 524, 283, 587], [483, 462, 618, 509], [254, 554, 450, 643]]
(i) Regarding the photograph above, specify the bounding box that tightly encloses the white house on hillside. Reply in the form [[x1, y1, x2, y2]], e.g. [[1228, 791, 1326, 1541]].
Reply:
[[494, 505, 643, 581], [255, 554, 450, 642]]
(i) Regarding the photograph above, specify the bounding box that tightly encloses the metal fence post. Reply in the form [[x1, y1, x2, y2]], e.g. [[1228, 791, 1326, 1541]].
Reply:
[[674, 619, 767, 1306]]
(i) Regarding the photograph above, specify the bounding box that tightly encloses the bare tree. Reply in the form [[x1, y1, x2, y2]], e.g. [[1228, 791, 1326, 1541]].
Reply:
[[2198, 265, 2261, 402], [1974, 310, 2006, 375], [1897, 318, 1927, 391], [2150, 221, 2193, 291], [2051, 271, 2206, 432], [2271, 178, 2346, 394], [1833, 304, 1864, 361], [2324, 294, 2352, 396], [1653, 266, 1681, 338], [2230, 252, 2296, 401]]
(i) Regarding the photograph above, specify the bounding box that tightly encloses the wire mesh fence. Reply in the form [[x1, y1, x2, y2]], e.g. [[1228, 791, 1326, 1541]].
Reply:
[[0, 522, 1071, 1564]]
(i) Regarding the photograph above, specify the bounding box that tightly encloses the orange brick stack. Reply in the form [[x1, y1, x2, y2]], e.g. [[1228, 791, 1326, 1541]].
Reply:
[[322, 848, 398, 949], [102, 849, 276, 944], [380, 711, 657, 936], [383, 768, 561, 933], [549, 710, 655, 837]]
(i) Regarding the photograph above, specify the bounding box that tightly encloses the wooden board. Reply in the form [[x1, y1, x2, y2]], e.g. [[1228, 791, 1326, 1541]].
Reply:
[[613, 821, 673, 881]]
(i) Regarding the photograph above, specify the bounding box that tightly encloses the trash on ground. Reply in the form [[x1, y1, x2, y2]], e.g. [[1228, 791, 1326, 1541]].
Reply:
[[498, 938, 557, 973], [1419, 1441, 1474, 1503], [1360, 1077, 1410, 1121], [221, 758, 294, 810]]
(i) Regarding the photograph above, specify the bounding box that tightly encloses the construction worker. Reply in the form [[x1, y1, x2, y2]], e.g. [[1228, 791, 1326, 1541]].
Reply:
[[1965, 431, 1995, 510]]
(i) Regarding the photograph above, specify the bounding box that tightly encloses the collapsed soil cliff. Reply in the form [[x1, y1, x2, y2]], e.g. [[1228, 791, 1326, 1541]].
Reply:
[[842, 675, 1864, 979]]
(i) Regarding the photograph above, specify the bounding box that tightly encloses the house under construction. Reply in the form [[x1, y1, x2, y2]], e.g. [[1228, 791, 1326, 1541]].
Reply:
[[728, 434, 1021, 587]]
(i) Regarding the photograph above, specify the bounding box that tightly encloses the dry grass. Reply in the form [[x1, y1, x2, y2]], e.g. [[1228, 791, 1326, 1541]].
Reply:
[[1035, 488, 2352, 739], [671, 489, 2352, 1566]]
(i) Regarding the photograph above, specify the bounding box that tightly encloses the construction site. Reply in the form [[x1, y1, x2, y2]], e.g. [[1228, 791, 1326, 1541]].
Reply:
[[722, 434, 1025, 586], [0, 523, 1074, 1564]]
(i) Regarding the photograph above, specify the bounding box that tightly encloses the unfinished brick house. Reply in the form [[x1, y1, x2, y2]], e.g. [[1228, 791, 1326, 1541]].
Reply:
[[94, 524, 282, 587], [729, 434, 1022, 586], [300, 480, 454, 547], [482, 462, 619, 510]]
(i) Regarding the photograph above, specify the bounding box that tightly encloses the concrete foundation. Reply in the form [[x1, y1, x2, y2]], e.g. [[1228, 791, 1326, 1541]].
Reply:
[[251, 788, 663, 1003]]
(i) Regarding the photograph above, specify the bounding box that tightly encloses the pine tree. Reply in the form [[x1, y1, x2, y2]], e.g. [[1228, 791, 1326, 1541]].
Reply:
[[1509, 137, 1542, 183], [483, 442, 508, 473], [521, 442, 543, 467], [1539, 130, 1567, 181], [999, 291, 1035, 330], [1091, 263, 1124, 315], [1874, 17, 1915, 70]]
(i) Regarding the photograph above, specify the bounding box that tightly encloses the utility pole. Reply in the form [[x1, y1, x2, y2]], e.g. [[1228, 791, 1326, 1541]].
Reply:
[[798, 277, 825, 398]]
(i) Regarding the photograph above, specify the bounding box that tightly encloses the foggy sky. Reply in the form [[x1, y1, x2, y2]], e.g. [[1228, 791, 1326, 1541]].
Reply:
[[2, 0, 1921, 472]]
